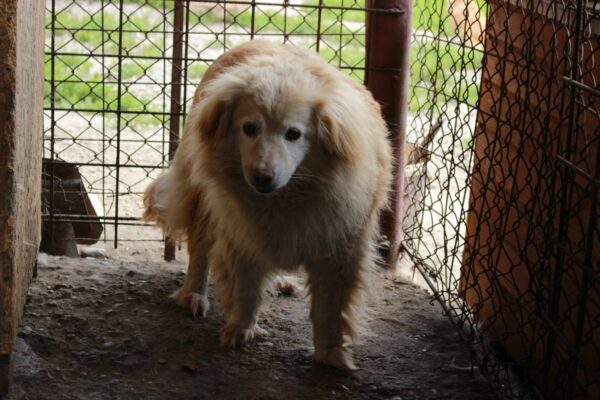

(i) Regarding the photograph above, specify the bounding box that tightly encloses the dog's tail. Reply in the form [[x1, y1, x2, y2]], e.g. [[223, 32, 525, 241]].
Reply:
[[143, 170, 197, 241], [143, 175, 166, 224]]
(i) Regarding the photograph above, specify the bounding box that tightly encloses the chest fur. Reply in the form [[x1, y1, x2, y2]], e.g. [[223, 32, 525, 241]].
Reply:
[[206, 187, 369, 268]]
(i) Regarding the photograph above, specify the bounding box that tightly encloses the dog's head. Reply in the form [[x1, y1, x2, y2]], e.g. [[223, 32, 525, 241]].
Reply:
[[188, 55, 362, 195]]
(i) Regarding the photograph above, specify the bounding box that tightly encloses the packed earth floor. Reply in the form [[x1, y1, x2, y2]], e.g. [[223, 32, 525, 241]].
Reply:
[[7, 253, 494, 400]]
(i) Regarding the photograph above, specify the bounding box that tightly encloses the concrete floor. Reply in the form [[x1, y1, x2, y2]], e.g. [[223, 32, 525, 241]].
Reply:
[[6, 255, 494, 400]]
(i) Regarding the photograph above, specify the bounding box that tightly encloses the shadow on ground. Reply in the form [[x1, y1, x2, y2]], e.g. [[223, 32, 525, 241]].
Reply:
[[7, 256, 493, 400]]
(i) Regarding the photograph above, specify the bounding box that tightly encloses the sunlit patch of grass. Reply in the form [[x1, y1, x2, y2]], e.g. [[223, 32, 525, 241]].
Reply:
[[410, 0, 486, 113], [46, 0, 487, 128], [410, 39, 483, 112]]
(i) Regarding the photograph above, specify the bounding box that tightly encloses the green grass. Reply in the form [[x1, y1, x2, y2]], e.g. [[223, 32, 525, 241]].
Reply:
[[410, 0, 487, 113], [413, 0, 488, 34], [46, 3, 174, 126], [410, 38, 484, 112], [46, 0, 487, 127]]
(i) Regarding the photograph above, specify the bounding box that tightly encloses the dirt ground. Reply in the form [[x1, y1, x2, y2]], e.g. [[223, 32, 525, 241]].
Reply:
[[6, 253, 494, 400]]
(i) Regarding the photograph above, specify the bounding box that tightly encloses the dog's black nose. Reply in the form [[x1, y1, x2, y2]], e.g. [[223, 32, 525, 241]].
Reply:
[[252, 169, 275, 193]]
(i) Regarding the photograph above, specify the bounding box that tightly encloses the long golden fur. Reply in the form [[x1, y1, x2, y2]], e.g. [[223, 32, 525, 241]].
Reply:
[[143, 40, 392, 370]]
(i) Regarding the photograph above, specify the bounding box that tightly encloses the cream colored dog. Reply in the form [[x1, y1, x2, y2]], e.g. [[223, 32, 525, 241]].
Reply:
[[143, 40, 392, 370]]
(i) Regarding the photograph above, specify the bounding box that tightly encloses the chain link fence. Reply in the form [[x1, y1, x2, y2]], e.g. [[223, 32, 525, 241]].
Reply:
[[404, 0, 599, 398], [44, 0, 370, 248], [43, 0, 599, 397]]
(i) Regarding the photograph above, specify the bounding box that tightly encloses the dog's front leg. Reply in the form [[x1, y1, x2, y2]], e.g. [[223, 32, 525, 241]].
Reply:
[[171, 251, 210, 318], [307, 256, 364, 371], [213, 244, 267, 347], [171, 211, 212, 318]]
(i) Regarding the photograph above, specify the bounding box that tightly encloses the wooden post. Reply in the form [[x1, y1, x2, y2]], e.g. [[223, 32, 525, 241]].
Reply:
[[365, 0, 413, 268], [0, 0, 45, 394]]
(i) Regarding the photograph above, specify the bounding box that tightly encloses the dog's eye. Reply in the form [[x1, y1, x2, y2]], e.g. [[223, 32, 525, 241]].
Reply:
[[242, 122, 258, 137], [285, 128, 301, 142]]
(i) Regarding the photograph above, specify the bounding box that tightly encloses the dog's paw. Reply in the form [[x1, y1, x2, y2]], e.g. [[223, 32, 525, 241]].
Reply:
[[314, 346, 359, 371], [273, 275, 302, 297], [171, 289, 210, 318], [219, 323, 268, 347]]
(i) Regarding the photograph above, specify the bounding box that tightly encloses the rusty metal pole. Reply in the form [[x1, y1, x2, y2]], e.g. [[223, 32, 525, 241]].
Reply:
[[164, 0, 185, 261], [365, 0, 413, 268]]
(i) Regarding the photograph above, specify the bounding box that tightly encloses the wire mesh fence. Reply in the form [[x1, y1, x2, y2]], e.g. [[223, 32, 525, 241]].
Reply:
[[43, 0, 599, 398], [404, 0, 599, 398], [43, 0, 371, 248]]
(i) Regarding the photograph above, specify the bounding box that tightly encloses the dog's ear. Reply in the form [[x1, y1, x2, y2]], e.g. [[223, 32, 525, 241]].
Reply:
[[188, 74, 244, 145], [196, 95, 228, 144], [316, 100, 360, 162]]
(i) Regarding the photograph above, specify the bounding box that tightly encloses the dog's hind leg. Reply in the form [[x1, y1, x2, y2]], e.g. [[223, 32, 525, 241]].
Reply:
[[307, 252, 367, 371], [171, 206, 212, 318], [212, 242, 268, 347]]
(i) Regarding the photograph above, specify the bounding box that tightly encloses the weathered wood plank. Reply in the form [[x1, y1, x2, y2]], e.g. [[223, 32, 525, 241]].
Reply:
[[0, 0, 45, 394]]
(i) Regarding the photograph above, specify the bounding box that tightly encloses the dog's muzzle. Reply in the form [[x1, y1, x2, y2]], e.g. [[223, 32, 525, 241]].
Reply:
[[252, 169, 276, 193]]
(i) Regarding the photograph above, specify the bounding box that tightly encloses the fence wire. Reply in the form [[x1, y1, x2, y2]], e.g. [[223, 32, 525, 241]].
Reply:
[[44, 0, 369, 247], [404, 0, 599, 398], [43, 0, 600, 398]]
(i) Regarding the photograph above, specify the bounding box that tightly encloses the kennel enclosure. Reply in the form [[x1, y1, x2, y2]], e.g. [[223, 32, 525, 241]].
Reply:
[[42, 0, 409, 259], [0, 0, 593, 397]]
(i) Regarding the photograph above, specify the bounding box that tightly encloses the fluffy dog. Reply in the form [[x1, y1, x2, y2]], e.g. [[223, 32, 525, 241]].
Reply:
[[143, 40, 392, 370]]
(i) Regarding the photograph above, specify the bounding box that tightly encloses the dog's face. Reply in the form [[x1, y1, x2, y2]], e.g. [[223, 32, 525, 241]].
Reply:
[[193, 60, 361, 195], [234, 96, 313, 194]]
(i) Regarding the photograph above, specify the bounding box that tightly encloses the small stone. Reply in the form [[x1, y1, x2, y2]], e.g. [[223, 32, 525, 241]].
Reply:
[[102, 341, 114, 348], [158, 358, 168, 364], [80, 247, 107, 258], [37, 253, 49, 267], [52, 284, 70, 290], [20, 326, 32, 337], [181, 362, 199, 373]]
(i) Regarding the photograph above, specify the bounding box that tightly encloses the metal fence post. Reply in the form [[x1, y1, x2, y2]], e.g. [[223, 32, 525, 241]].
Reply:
[[365, 0, 413, 268], [164, 0, 185, 261]]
